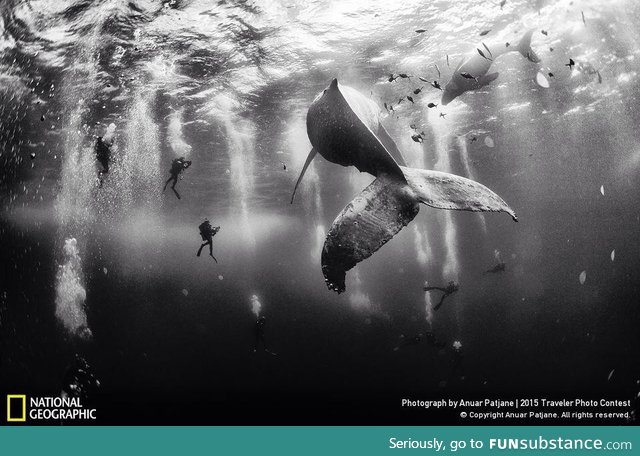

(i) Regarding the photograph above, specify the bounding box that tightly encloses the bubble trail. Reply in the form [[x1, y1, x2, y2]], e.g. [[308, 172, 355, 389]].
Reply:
[[55, 238, 91, 340]]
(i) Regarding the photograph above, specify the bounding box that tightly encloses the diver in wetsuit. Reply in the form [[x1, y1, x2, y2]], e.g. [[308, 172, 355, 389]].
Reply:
[[95, 136, 112, 187], [254, 316, 276, 355], [196, 219, 220, 262], [163, 156, 192, 199], [424, 281, 459, 311]]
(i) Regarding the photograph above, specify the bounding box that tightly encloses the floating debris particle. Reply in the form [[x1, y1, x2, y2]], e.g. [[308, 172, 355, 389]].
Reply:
[[536, 72, 550, 88], [484, 136, 495, 148]]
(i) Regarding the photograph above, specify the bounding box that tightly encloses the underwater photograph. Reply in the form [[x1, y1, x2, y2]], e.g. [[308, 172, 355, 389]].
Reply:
[[0, 0, 639, 425]]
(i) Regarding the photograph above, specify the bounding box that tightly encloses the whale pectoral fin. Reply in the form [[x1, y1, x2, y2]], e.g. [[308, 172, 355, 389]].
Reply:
[[517, 29, 540, 63], [321, 175, 419, 293], [290, 147, 317, 204], [478, 72, 499, 87], [400, 166, 518, 221], [376, 123, 407, 166]]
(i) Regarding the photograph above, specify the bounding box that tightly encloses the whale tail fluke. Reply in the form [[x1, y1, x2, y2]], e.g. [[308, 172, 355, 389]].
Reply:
[[517, 29, 540, 63], [321, 175, 419, 293], [400, 166, 518, 221], [321, 168, 517, 293]]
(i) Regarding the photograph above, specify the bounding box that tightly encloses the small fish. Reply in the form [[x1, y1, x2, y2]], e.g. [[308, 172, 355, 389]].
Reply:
[[398, 73, 410, 79], [398, 97, 404, 104], [566, 58, 575, 70], [597, 70, 602, 83], [460, 72, 476, 80], [30, 152, 36, 159], [470, 136, 477, 142], [582, 11, 586, 24], [505, 42, 511, 48], [500, 0, 506, 9], [439, 112, 447, 118], [541, 30, 548, 36], [477, 48, 492, 61], [482, 42, 493, 58], [446, 54, 450, 67], [434, 64, 441, 79], [388, 74, 398, 82], [415, 29, 427, 34], [427, 102, 438, 108], [549, 47, 554, 52], [419, 76, 429, 83], [410, 124, 417, 130], [548, 72, 554, 77], [411, 134, 423, 143], [479, 29, 491, 36], [413, 87, 422, 95], [430, 81, 442, 90], [281, 162, 287, 170], [384, 102, 389, 111], [407, 96, 414, 103], [40, 115, 45, 121]]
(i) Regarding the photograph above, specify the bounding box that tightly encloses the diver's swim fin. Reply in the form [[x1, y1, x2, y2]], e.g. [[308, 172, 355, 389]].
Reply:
[[290, 147, 317, 204], [517, 29, 540, 63]]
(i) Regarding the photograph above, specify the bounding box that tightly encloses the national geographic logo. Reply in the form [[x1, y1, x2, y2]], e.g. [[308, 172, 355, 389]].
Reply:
[[6, 395, 26, 422], [6, 394, 97, 422]]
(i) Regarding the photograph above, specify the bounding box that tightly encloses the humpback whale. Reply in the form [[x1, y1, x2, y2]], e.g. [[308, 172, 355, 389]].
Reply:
[[441, 30, 540, 105], [292, 79, 517, 293]]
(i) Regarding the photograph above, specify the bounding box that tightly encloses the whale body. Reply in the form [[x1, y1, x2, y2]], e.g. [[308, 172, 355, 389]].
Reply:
[[293, 79, 517, 293], [441, 30, 540, 105]]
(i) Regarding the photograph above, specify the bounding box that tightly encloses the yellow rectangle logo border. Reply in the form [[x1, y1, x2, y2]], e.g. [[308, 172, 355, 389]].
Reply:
[[7, 395, 26, 422]]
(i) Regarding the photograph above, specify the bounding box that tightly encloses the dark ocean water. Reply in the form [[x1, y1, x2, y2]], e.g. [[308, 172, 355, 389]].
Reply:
[[1, 0, 639, 424]]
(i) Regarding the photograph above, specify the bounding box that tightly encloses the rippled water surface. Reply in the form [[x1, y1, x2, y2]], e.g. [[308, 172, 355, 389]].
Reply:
[[1, 0, 639, 424]]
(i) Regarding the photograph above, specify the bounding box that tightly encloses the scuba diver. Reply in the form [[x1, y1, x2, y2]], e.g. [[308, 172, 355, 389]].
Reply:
[[95, 136, 113, 187], [163, 156, 192, 199], [450, 340, 464, 380], [197, 219, 220, 262], [254, 316, 276, 355], [484, 262, 506, 274], [424, 281, 459, 311]]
